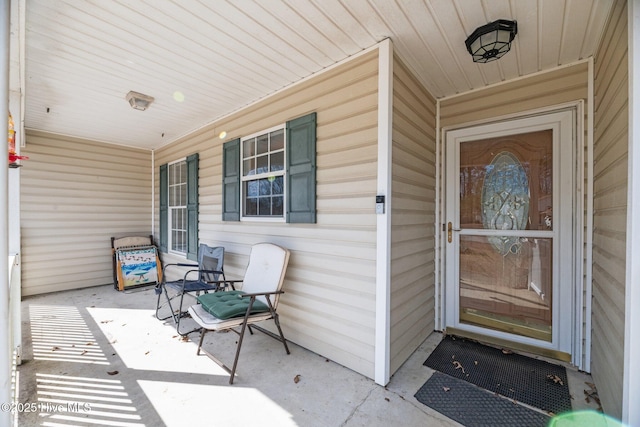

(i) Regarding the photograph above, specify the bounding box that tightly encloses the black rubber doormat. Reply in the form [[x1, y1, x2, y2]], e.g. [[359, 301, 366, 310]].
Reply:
[[423, 335, 572, 415], [415, 372, 550, 427]]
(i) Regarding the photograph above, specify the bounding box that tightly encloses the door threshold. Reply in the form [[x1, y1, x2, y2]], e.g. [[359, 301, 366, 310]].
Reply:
[[444, 327, 571, 363]]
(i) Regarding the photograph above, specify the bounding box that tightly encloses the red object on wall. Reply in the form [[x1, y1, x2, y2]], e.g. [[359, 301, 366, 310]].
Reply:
[[8, 112, 27, 167]]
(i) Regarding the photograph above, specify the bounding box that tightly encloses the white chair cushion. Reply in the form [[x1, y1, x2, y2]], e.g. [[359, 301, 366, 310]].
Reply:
[[242, 243, 288, 304]]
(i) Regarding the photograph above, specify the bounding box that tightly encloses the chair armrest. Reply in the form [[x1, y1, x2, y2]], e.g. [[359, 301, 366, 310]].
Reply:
[[158, 263, 200, 288], [219, 279, 243, 291], [184, 268, 224, 278], [239, 290, 284, 298], [161, 262, 198, 277], [238, 291, 284, 313]]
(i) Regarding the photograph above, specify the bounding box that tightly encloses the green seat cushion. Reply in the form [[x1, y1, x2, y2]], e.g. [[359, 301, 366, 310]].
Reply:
[[196, 291, 269, 320]]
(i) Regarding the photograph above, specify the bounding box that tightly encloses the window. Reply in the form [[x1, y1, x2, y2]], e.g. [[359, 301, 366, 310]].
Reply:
[[160, 153, 199, 260], [168, 160, 187, 252], [223, 112, 316, 223], [241, 127, 285, 219]]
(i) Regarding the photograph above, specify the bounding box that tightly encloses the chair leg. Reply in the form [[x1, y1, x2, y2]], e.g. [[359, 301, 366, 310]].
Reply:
[[197, 329, 208, 355], [229, 320, 252, 385], [272, 313, 290, 355], [155, 288, 163, 320], [176, 316, 202, 336], [175, 292, 204, 336], [163, 286, 179, 323], [155, 285, 178, 322]]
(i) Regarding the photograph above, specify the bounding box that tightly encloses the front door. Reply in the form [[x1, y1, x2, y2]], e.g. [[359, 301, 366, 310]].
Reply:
[[444, 110, 575, 357]]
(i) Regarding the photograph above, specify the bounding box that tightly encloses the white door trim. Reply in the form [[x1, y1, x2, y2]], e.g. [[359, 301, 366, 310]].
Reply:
[[441, 107, 580, 360]]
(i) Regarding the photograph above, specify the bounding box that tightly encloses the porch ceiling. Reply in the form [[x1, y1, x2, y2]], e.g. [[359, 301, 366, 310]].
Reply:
[[21, 0, 614, 150]]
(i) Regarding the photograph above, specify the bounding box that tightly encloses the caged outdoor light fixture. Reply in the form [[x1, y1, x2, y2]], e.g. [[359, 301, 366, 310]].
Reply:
[[465, 19, 518, 63]]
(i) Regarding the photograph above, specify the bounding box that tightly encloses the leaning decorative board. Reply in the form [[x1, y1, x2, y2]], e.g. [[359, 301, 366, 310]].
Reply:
[[111, 236, 162, 291]]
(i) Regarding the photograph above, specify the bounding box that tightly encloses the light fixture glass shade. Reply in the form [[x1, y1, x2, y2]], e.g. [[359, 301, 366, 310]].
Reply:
[[125, 91, 155, 111], [465, 19, 518, 63]]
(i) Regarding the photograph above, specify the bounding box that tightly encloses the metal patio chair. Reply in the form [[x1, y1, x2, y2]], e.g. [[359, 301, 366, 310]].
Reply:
[[155, 244, 226, 336], [188, 242, 290, 384]]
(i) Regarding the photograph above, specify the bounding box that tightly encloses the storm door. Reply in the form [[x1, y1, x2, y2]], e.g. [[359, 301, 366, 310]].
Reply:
[[444, 110, 575, 356]]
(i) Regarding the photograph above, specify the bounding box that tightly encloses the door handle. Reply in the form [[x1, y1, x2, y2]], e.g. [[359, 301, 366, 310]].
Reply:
[[447, 222, 460, 243]]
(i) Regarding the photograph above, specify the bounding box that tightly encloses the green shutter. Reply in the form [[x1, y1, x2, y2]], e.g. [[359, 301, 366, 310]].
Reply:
[[286, 112, 317, 223], [222, 139, 241, 221], [186, 153, 199, 261], [159, 163, 168, 252]]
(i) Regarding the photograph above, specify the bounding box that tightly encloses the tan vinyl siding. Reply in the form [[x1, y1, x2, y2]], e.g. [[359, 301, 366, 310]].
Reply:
[[154, 50, 380, 378], [440, 63, 588, 128], [591, 0, 628, 418], [389, 56, 437, 374], [21, 131, 152, 296]]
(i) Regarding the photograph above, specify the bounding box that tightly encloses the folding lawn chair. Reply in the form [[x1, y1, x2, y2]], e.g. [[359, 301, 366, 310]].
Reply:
[[188, 242, 290, 384], [156, 244, 226, 335]]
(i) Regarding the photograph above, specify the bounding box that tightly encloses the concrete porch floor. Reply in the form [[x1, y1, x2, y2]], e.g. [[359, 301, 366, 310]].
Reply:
[[16, 284, 602, 427]]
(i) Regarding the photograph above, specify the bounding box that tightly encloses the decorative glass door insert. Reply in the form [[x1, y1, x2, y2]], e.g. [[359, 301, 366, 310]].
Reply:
[[458, 130, 553, 341]]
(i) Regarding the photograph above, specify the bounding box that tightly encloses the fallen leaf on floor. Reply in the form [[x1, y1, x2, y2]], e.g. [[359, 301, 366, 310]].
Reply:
[[86, 342, 93, 346], [547, 374, 564, 385], [100, 320, 113, 324], [501, 349, 513, 355], [474, 361, 478, 365], [293, 374, 301, 384], [80, 350, 87, 355], [51, 346, 60, 351], [384, 397, 390, 402], [180, 336, 189, 342], [145, 351, 150, 355], [107, 370, 119, 375], [442, 387, 450, 392], [584, 382, 602, 411], [452, 360, 466, 374]]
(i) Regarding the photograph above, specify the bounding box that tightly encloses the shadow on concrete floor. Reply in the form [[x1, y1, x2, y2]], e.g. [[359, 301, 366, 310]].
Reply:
[[16, 284, 600, 427]]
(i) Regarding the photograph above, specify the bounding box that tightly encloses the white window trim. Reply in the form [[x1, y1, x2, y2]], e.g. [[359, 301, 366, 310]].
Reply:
[[240, 124, 287, 222], [167, 157, 187, 256]]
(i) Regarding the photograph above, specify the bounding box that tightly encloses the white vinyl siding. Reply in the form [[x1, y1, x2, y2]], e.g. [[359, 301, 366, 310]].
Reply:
[[154, 49, 380, 378], [592, 0, 628, 418], [389, 56, 437, 374], [21, 131, 152, 296]]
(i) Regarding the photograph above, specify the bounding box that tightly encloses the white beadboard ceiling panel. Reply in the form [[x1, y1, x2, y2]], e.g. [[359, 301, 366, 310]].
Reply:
[[21, 0, 615, 150]]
